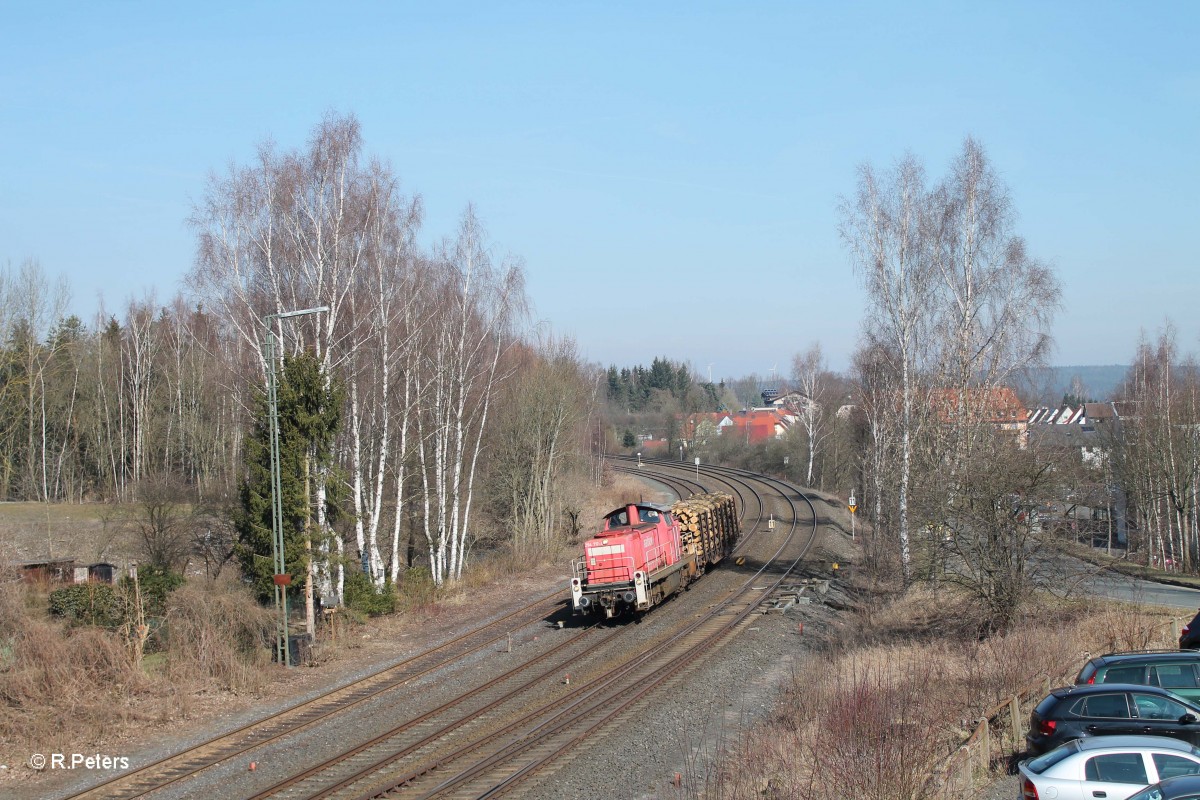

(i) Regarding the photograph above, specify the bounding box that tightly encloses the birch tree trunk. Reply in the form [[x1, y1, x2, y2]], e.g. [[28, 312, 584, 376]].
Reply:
[[841, 156, 934, 582]]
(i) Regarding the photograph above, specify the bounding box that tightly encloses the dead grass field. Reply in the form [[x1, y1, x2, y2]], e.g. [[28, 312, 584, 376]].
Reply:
[[699, 585, 1182, 800], [0, 478, 658, 789], [0, 501, 138, 568]]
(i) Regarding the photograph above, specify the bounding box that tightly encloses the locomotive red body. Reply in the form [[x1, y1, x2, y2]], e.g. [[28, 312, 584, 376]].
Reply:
[[570, 493, 738, 618]]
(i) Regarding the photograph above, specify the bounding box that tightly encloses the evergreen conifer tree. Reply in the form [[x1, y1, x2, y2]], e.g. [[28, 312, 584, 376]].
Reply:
[[236, 352, 344, 603]]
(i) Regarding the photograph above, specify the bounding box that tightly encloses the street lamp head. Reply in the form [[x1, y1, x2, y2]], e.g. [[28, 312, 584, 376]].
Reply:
[[266, 305, 330, 323]]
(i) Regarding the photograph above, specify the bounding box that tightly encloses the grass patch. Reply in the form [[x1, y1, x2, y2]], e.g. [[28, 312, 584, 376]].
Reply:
[[141, 651, 168, 676]]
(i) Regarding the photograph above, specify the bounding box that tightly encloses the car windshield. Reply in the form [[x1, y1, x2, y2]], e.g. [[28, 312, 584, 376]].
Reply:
[[1027, 740, 1081, 774]]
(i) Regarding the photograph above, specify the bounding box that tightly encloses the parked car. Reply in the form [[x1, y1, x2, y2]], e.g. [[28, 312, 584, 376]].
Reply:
[[1028, 684, 1200, 755], [1180, 610, 1200, 649], [1077, 652, 1200, 703], [1125, 774, 1200, 800], [1019, 735, 1200, 800]]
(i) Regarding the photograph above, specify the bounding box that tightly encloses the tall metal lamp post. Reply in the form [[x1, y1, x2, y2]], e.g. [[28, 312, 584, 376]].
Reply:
[[263, 306, 328, 667]]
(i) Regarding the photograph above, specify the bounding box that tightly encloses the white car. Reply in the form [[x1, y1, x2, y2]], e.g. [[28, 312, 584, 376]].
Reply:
[[1019, 736, 1200, 800]]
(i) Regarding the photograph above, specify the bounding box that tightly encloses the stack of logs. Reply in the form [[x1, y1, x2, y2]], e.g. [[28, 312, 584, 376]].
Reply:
[[671, 492, 739, 564]]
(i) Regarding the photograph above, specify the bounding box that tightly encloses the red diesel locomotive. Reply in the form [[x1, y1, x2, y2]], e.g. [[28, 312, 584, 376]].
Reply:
[[569, 492, 739, 618]]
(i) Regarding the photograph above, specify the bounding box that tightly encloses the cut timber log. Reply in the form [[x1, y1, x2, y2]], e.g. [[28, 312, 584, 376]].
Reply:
[[671, 492, 739, 566]]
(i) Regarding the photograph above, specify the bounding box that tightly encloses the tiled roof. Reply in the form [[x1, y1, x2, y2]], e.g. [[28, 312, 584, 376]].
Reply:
[[928, 386, 1029, 424]]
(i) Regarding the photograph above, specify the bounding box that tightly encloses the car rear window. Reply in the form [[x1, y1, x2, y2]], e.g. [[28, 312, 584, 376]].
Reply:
[[1069, 693, 1132, 718], [1106, 665, 1150, 684], [1154, 752, 1200, 780], [1026, 740, 1080, 773]]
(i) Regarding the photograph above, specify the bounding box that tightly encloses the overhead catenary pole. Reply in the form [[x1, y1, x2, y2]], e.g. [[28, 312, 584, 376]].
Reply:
[[263, 305, 329, 668]]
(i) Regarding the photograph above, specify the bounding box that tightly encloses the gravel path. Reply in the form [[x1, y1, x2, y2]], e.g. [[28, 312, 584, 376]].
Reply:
[[978, 774, 1020, 799]]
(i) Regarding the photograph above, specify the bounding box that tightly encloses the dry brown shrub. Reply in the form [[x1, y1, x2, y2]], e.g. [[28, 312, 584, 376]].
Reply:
[[708, 589, 1180, 800], [721, 646, 960, 800], [1075, 602, 1178, 653], [848, 584, 980, 646], [163, 578, 273, 694], [0, 578, 144, 753]]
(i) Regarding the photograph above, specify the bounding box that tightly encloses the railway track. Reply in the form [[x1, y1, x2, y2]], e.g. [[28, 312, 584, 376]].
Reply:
[[237, 461, 818, 799], [62, 461, 822, 800], [60, 591, 566, 800]]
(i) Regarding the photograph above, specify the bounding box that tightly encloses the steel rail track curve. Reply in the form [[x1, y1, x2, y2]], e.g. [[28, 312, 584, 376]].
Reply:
[[415, 462, 817, 799], [64, 461, 818, 800], [240, 462, 787, 800], [60, 590, 566, 800], [303, 462, 819, 799]]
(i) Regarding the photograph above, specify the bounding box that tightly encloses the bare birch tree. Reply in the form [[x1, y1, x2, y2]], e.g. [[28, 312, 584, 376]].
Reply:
[[344, 165, 423, 587], [929, 137, 1059, 470], [791, 341, 830, 487], [416, 206, 524, 586], [851, 339, 902, 578], [842, 139, 1060, 609], [840, 155, 935, 582], [191, 113, 386, 603], [192, 114, 535, 597], [8, 260, 70, 500], [1115, 327, 1200, 572], [121, 294, 161, 491]]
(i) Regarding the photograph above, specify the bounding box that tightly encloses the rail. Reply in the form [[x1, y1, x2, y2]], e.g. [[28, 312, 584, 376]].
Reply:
[[266, 459, 816, 798], [59, 589, 566, 800], [644, 537, 681, 572], [86, 460, 809, 799], [578, 552, 636, 584]]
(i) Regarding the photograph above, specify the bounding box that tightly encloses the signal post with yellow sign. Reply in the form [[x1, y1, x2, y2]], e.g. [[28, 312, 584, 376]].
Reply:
[[848, 493, 856, 540]]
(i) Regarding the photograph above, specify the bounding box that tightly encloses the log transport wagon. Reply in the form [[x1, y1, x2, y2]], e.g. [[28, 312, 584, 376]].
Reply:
[[569, 492, 739, 618]]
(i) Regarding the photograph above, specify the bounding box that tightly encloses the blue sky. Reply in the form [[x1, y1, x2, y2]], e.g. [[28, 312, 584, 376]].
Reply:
[[2, 2, 1197, 380]]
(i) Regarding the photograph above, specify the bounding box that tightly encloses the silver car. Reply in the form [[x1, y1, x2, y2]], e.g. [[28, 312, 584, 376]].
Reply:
[[1019, 736, 1200, 800]]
